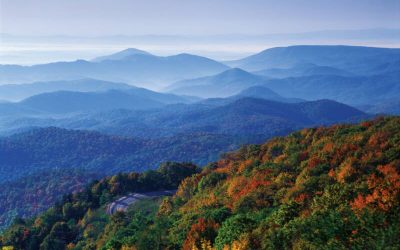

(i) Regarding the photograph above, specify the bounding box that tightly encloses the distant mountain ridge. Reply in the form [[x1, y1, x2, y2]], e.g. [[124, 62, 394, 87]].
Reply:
[[259, 71, 400, 106], [0, 87, 197, 116], [0, 97, 368, 138], [165, 68, 268, 98], [92, 48, 152, 62], [362, 98, 400, 115], [254, 63, 354, 78], [235, 86, 304, 103], [19, 90, 165, 114], [0, 78, 134, 101], [226, 45, 400, 73], [0, 97, 367, 183], [0, 51, 229, 88]]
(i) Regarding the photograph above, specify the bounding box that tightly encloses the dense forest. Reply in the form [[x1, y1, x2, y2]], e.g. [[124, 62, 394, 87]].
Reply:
[[0, 169, 102, 231], [0, 128, 239, 183], [1, 116, 399, 249], [0, 162, 199, 249]]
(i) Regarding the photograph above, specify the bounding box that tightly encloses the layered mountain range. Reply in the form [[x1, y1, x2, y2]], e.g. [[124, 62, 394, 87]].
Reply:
[[0, 45, 398, 231]]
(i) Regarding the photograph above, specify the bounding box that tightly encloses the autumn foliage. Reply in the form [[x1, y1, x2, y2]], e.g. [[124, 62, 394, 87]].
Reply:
[[169, 117, 400, 249], [1, 117, 400, 249], [183, 218, 219, 250]]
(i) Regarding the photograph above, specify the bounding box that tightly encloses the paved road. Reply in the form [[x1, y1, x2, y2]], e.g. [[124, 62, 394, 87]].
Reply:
[[106, 190, 176, 215]]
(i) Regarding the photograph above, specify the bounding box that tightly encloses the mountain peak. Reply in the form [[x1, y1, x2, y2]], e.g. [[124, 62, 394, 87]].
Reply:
[[223, 67, 248, 74], [119, 48, 151, 55], [92, 48, 152, 62], [215, 68, 258, 80]]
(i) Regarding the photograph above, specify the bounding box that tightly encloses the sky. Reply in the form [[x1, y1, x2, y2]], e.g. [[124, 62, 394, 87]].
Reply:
[[0, 0, 399, 64], [1, 0, 399, 36]]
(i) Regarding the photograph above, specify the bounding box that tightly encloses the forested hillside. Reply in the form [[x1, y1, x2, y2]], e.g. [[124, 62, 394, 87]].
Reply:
[[0, 128, 239, 229], [0, 162, 199, 249], [0, 169, 102, 231], [0, 128, 238, 183], [1, 116, 399, 249]]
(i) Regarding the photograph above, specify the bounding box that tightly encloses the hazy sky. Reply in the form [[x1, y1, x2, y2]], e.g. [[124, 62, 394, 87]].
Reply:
[[0, 0, 399, 64], [1, 0, 399, 36]]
